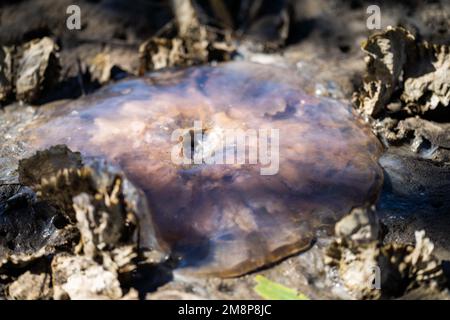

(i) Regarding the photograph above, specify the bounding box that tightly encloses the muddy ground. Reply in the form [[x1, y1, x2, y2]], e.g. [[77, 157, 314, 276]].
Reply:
[[0, 0, 449, 299]]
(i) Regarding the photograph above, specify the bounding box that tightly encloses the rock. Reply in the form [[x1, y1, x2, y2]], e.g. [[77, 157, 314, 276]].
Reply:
[[0, 183, 76, 268]]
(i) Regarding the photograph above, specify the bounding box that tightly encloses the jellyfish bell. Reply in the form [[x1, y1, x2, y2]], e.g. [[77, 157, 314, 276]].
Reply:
[[20, 61, 383, 277]]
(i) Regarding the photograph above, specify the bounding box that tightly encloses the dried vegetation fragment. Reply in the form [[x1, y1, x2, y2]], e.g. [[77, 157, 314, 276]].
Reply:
[[1, 145, 167, 299], [0, 37, 60, 104], [326, 207, 447, 299], [138, 0, 235, 73]]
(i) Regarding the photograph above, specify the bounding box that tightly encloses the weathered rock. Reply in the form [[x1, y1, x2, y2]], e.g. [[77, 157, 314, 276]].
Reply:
[[0, 183, 75, 268]]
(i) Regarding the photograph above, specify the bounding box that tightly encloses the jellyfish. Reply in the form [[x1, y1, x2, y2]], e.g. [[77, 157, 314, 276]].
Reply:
[[19, 61, 383, 277]]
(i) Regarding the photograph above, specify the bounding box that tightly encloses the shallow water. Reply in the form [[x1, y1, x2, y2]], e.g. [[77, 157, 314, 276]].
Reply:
[[19, 61, 383, 276]]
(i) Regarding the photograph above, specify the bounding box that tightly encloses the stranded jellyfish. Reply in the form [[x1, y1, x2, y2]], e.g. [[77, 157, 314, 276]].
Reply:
[[20, 61, 383, 277]]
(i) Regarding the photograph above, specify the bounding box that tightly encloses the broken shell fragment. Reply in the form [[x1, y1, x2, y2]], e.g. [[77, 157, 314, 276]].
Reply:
[[19, 61, 383, 277]]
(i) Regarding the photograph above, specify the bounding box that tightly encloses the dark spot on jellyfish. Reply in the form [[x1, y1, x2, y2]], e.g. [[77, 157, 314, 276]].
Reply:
[[265, 100, 298, 120], [19, 61, 383, 277], [217, 232, 235, 241], [79, 112, 95, 122]]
